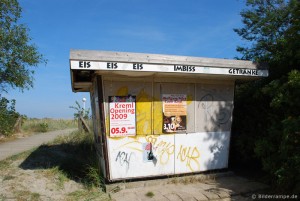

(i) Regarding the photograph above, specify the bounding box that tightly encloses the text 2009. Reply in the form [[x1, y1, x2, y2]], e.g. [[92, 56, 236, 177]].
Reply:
[[111, 114, 128, 119]]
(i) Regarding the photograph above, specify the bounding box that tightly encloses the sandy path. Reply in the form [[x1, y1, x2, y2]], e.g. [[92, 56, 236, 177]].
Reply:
[[0, 128, 77, 161]]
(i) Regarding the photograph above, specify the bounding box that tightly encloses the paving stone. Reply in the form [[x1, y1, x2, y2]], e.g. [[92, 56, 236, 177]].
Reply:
[[201, 190, 220, 200], [157, 185, 178, 195], [217, 177, 269, 195], [212, 189, 231, 198], [176, 191, 197, 201], [135, 187, 167, 201], [140, 194, 168, 201], [154, 198, 170, 201], [193, 194, 209, 201], [231, 195, 253, 201], [193, 181, 218, 190], [179, 186, 209, 201], [111, 191, 140, 201], [107, 174, 269, 201], [164, 193, 183, 201], [217, 198, 231, 201]]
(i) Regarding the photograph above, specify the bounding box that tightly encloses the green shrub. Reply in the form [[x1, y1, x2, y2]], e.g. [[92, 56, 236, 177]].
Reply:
[[232, 70, 300, 193], [38, 122, 48, 132], [0, 97, 19, 136], [69, 101, 90, 120]]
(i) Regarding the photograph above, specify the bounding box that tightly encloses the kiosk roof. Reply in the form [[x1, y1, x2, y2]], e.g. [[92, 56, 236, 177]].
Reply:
[[70, 49, 268, 92]]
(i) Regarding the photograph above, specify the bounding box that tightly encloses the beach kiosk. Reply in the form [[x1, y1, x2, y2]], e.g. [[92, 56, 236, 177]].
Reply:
[[69, 50, 268, 182]]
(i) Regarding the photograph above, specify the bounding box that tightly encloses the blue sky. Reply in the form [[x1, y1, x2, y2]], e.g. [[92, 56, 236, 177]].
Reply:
[[7, 0, 247, 119]]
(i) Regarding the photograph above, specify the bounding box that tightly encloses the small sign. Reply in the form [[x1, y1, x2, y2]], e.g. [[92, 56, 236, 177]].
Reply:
[[142, 142, 153, 162], [109, 96, 136, 137], [162, 94, 187, 133]]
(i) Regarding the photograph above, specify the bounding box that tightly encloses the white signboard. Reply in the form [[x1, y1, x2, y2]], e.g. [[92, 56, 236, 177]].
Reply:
[[109, 96, 136, 137], [70, 60, 269, 77]]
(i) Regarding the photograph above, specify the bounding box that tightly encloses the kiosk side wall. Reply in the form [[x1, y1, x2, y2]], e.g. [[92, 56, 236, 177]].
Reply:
[[90, 76, 108, 178]]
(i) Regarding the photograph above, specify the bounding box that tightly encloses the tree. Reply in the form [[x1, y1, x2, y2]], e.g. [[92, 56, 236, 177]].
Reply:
[[0, 97, 19, 135], [232, 0, 300, 192], [0, 0, 45, 93], [0, 0, 45, 136], [69, 101, 90, 120]]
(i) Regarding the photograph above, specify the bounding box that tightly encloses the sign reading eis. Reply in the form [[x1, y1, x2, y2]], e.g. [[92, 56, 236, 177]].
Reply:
[[72, 60, 268, 77]]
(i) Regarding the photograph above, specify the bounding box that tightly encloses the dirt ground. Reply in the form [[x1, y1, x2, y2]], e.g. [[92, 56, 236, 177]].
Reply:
[[0, 135, 110, 201], [1, 155, 80, 200]]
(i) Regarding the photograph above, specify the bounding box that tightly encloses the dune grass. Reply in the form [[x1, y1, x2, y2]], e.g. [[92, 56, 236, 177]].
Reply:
[[21, 118, 77, 134]]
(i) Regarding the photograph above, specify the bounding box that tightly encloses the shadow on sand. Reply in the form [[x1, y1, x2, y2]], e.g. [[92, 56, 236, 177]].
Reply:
[[19, 132, 98, 184]]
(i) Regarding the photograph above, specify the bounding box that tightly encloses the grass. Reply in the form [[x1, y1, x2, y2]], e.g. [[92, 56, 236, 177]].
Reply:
[[68, 190, 110, 201], [0, 148, 36, 171], [42, 166, 70, 189], [20, 130, 105, 188], [0, 128, 110, 200], [14, 190, 41, 201], [168, 174, 216, 185], [145, 191, 155, 198], [21, 118, 77, 134], [2, 175, 15, 181], [0, 118, 78, 143], [46, 130, 109, 199], [0, 160, 10, 170], [67, 189, 110, 201]]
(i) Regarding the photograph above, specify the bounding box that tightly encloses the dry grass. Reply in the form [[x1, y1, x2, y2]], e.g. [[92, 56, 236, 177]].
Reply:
[[168, 174, 216, 185], [0, 118, 77, 143], [0, 130, 110, 200], [21, 118, 77, 134]]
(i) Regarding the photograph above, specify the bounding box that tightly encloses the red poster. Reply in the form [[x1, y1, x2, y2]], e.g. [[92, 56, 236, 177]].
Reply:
[[109, 96, 136, 137]]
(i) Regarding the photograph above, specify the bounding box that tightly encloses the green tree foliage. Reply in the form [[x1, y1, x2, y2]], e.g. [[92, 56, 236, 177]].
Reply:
[[0, 0, 45, 135], [69, 101, 90, 120], [232, 0, 300, 192], [0, 96, 19, 135], [0, 0, 45, 92]]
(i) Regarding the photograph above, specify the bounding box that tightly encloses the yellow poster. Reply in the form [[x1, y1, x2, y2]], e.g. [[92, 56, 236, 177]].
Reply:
[[162, 94, 187, 133]]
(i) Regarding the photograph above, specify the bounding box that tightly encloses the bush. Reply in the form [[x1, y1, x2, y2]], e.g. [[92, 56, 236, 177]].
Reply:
[[38, 122, 48, 132], [0, 97, 20, 136], [232, 0, 300, 192], [232, 70, 300, 193], [69, 101, 90, 120]]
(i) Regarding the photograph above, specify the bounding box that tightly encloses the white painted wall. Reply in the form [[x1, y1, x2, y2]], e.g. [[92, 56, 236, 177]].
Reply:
[[174, 132, 230, 174], [107, 132, 230, 180], [107, 135, 174, 180]]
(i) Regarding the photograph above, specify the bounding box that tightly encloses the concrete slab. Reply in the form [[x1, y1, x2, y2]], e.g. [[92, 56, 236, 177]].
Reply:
[[216, 176, 269, 195], [106, 172, 232, 193], [110, 173, 269, 201]]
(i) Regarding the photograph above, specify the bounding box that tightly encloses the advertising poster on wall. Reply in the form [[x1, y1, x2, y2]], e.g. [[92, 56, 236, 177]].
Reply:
[[109, 96, 136, 137], [142, 142, 154, 162], [162, 94, 187, 133]]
